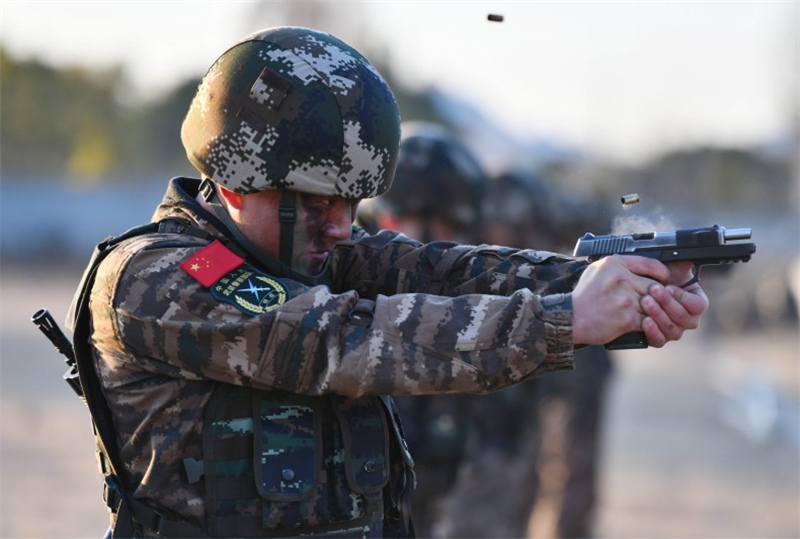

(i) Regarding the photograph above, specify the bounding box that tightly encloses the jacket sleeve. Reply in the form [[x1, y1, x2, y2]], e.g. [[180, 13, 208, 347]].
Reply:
[[329, 229, 589, 298], [93, 235, 574, 399]]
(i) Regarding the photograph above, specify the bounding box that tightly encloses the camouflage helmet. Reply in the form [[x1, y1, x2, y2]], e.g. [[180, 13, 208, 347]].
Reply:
[[181, 27, 401, 199], [485, 170, 555, 227], [382, 122, 486, 228]]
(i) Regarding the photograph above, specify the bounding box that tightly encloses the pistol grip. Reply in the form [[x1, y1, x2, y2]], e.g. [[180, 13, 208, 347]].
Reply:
[[605, 331, 648, 350]]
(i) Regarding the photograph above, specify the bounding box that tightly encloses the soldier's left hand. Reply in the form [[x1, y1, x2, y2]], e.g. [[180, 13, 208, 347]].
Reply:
[[640, 261, 709, 347]]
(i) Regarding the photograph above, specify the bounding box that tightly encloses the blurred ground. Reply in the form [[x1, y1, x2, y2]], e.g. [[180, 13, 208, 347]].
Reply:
[[1, 262, 798, 538], [596, 329, 799, 538], [1, 264, 107, 537]]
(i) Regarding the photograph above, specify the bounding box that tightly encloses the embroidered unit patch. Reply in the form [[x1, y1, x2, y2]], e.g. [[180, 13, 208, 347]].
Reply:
[[210, 266, 291, 315]]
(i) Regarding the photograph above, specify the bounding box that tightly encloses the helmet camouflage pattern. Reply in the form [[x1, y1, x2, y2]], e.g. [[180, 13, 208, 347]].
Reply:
[[383, 122, 486, 228], [181, 27, 401, 199]]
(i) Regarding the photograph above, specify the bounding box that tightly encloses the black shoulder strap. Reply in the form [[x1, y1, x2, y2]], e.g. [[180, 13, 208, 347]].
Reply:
[[69, 222, 210, 538], [67, 223, 159, 331], [379, 396, 416, 538]]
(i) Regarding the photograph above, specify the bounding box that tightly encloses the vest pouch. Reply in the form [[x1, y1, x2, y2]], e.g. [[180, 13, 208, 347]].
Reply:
[[254, 393, 390, 535], [253, 391, 321, 504], [331, 396, 391, 495], [204, 385, 262, 537], [204, 387, 394, 536]]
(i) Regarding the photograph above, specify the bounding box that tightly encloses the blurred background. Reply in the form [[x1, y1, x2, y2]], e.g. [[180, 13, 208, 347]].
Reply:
[[1, 1, 798, 537]]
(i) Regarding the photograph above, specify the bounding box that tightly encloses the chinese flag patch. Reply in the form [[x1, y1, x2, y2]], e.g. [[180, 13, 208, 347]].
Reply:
[[180, 240, 244, 288]]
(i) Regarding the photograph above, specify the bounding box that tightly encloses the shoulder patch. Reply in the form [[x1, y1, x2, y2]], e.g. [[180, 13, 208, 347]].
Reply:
[[210, 266, 291, 316], [181, 240, 244, 287]]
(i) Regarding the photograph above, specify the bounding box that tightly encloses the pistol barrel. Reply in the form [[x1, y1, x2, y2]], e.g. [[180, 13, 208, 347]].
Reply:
[[723, 228, 751, 241]]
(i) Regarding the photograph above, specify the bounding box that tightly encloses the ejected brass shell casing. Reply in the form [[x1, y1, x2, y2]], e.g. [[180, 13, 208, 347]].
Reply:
[[621, 193, 640, 206]]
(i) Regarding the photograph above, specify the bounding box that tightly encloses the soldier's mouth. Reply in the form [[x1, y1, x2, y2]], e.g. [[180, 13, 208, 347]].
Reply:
[[306, 251, 329, 268]]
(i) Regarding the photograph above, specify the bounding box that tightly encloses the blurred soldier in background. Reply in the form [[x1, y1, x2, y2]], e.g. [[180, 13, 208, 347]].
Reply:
[[481, 170, 615, 538], [357, 122, 488, 536], [360, 132, 614, 538], [357, 123, 485, 244]]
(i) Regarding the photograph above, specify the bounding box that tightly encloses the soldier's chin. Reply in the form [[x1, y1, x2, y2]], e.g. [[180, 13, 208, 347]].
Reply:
[[299, 252, 328, 275]]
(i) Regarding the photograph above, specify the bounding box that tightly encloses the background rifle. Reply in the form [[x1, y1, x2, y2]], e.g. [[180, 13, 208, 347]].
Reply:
[[32, 308, 84, 398]]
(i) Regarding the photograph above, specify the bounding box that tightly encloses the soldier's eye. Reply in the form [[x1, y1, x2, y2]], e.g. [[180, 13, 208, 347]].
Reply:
[[299, 194, 327, 210], [314, 200, 333, 212]]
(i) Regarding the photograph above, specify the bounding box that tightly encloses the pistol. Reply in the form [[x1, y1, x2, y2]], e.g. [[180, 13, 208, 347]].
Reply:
[[32, 308, 84, 397], [573, 225, 756, 349]]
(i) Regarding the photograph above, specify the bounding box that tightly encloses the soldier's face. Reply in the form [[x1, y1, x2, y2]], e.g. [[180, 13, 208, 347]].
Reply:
[[237, 190, 357, 274]]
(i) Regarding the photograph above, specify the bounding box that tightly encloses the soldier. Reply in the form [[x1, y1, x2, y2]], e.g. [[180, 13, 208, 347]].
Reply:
[[67, 27, 708, 538], [370, 137, 610, 538], [481, 170, 616, 538], [358, 122, 486, 244], [357, 122, 489, 537]]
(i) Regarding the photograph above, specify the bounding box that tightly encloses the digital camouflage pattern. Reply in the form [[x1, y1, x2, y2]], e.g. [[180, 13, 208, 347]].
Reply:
[[181, 27, 401, 199], [368, 122, 492, 536], [429, 168, 615, 538], [86, 177, 586, 534], [199, 385, 389, 536]]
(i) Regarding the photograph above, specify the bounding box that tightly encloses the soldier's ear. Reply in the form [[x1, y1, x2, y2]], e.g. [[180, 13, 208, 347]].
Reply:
[[218, 185, 244, 210]]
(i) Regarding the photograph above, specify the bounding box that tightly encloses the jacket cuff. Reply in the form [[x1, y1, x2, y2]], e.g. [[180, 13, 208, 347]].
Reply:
[[539, 293, 575, 372]]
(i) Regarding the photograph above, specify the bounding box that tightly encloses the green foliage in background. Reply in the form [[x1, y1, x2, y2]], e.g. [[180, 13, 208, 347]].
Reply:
[[2, 49, 120, 181], [0, 46, 794, 211], [0, 48, 192, 183], [0, 46, 440, 185]]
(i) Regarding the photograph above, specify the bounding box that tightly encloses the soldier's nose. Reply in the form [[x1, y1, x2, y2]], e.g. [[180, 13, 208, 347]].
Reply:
[[323, 200, 353, 241]]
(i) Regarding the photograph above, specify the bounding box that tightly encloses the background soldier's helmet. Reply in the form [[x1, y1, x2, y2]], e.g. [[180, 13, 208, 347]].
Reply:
[[382, 122, 486, 229], [485, 171, 555, 226], [483, 170, 560, 249], [485, 169, 610, 251], [181, 26, 401, 199]]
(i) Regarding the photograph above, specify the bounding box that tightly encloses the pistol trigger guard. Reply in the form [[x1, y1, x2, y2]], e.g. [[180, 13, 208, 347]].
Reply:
[[678, 265, 701, 289]]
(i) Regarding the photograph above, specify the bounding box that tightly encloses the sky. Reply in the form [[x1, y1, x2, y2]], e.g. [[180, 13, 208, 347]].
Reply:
[[1, 1, 798, 165]]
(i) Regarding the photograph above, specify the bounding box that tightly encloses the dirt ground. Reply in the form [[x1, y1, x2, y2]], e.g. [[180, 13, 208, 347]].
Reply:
[[2, 263, 798, 538], [595, 328, 799, 538]]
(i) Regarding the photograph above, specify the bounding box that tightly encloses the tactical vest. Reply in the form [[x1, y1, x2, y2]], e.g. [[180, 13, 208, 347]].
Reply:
[[199, 385, 405, 537], [67, 220, 415, 538]]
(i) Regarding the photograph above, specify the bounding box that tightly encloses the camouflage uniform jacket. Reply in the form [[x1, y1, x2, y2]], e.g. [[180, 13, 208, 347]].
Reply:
[[86, 177, 586, 536]]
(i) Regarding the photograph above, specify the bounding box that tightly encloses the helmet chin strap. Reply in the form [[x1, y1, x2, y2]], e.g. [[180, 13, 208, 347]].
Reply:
[[199, 179, 327, 285], [277, 190, 296, 269]]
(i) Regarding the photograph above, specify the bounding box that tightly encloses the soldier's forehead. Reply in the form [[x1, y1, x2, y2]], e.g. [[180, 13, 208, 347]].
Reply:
[[298, 193, 361, 204]]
